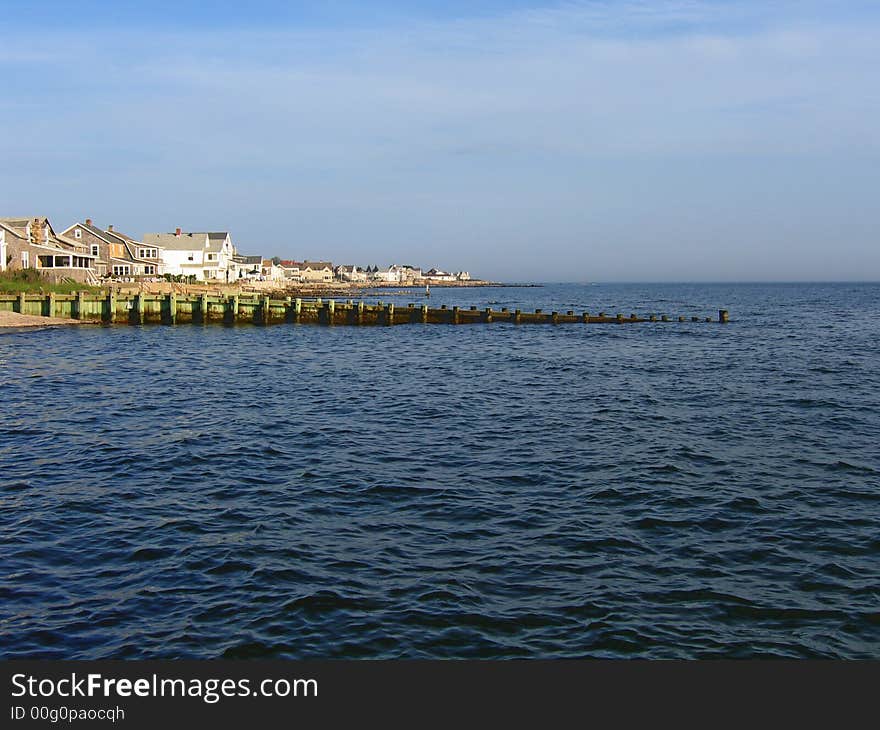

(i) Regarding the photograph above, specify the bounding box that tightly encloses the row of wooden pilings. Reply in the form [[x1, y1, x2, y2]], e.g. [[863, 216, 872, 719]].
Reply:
[[1, 291, 730, 326]]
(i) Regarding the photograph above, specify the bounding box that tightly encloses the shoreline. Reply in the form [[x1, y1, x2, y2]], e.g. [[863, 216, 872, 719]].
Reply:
[[0, 310, 86, 328]]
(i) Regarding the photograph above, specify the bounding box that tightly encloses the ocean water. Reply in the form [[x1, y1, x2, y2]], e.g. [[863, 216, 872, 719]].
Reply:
[[1, 282, 878, 659]]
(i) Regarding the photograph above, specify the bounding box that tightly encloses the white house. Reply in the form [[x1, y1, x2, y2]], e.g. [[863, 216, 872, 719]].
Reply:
[[335, 264, 367, 282], [144, 229, 236, 281], [0, 225, 6, 271], [423, 268, 456, 282], [370, 265, 400, 283], [261, 260, 286, 281]]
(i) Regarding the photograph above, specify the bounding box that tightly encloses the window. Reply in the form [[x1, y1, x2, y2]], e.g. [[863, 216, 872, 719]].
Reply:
[[74, 228, 82, 239], [112, 265, 131, 276], [187, 254, 194, 261], [91, 244, 99, 257], [207, 253, 217, 261], [138, 248, 158, 258], [22, 251, 29, 268], [143, 265, 155, 275]]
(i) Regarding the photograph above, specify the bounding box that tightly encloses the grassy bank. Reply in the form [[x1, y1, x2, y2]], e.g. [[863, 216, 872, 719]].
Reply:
[[0, 269, 100, 295]]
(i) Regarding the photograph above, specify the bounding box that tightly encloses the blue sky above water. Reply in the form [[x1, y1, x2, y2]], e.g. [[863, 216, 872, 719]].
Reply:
[[2, 1, 878, 281]]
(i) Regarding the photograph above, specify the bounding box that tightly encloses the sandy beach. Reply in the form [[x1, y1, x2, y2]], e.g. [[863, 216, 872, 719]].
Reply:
[[0, 310, 83, 328]]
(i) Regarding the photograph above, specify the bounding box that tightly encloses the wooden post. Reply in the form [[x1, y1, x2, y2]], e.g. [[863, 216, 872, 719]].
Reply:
[[421, 304, 428, 323], [262, 295, 271, 325], [514, 309, 522, 324], [719, 309, 729, 323], [76, 290, 86, 320], [661, 315, 669, 322], [551, 311, 559, 325], [294, 298, 302, 323], [46, 292, 55, 318], [384, 303, 394, 325], [649, 314, 657, 322], [17, 292, 26, 315], [328, 299, 335, 323], [691, 317, 700, 322], [356, 301, 364, 325], [616, 313, 623, 323], [678, 316, 686, 322], [631, 313, 637, 320], [198, 294, 208, 323], [168, 292, 176, 325], [232, 294, 240, 322], [133, 292, 144, 324], [452, 305, 460, 324], [582, 311, 589, 323], [483, 307, 493, 323], [108, 290, 116, 323]]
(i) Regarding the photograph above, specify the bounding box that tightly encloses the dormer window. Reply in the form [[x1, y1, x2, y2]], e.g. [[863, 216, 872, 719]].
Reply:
[[74, 228, 82, 239]]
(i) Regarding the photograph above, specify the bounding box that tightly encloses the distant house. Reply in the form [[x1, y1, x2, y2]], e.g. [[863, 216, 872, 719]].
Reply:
[[0, 217, 97, 283], [335, 264, 367, 282], [423, 268, 456, 282], [300, 261, 334, 283], [261, 260, 286, 281], [400, 266, 422, 283], [371, 265, 400, 283], [456, 271, 471, 281], [231, 254, 263, 280], [144, 229, 236, 281], [279, 260, 303, 282], [60, 220, 162, 279]]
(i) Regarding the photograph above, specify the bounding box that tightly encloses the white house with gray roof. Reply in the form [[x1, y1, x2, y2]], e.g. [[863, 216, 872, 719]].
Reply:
[[144, 228, 236, 281]]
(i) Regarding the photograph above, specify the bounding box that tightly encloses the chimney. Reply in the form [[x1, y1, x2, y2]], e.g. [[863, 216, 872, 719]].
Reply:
[[85, 218, 92, 226], [175, 227, 182, 237], [108, 224, 114, 232]]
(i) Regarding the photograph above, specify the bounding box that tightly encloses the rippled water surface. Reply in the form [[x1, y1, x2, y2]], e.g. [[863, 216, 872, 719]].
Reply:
[[2, 283, 879, 658]]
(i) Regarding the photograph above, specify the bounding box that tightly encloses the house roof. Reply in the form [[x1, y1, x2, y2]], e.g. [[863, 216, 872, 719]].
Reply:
[[233, 254, 262, 265], [0, 218, 32, 231], [64, 221, 117, 244], [279, 260, 301, 268], [0, 217, 57, 240], [0, 220, 27, 240], [104, 228, 143, 245], [302, 261, 332, 269], [143, 232, 218, 251]]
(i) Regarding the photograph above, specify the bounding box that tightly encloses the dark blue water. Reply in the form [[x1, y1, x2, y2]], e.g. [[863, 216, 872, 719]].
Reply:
[[2, 283, 878, 659]]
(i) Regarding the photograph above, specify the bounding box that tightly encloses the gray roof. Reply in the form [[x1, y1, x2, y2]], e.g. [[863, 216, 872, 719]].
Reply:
[[233, 255, 262, 265], [104, 228, 142, 245], [0, 220, 27, 239], [0, 217, 31, 230], [303, 261, 333, 269], [69, 221, 117, 244], [143, 232, 220, 252]]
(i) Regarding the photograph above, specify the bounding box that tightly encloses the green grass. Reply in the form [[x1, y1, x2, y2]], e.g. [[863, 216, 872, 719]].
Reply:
[[0, 269, 101, 294]]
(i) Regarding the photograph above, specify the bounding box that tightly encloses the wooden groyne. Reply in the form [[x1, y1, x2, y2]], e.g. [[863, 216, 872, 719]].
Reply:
[[0, 293, 729, 326]]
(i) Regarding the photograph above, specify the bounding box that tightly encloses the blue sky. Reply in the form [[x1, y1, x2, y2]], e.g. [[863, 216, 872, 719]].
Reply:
[[2, 1, 879, 281]]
